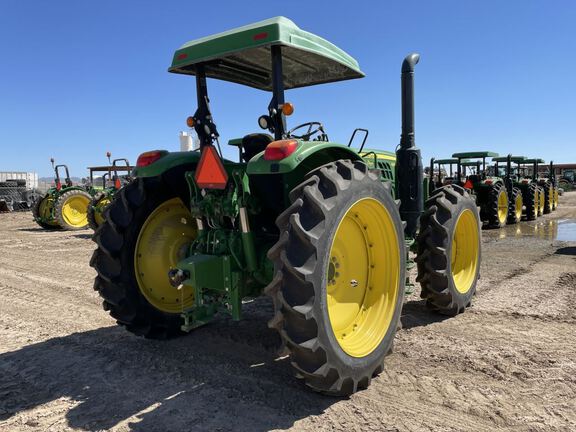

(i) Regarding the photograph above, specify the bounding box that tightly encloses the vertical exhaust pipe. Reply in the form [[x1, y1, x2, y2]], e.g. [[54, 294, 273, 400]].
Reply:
[[396, 53, 422, 238], [549, 161, 555, 186]]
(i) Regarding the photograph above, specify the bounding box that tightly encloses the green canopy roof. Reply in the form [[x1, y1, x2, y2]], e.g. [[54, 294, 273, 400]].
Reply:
[[169, 17, 364, 90], [524, 158, 545, 164], [492, 156, 526, 163], [461, 161, 482, 167], [452, 151, 499, 159], [434, 158, 459, 164]]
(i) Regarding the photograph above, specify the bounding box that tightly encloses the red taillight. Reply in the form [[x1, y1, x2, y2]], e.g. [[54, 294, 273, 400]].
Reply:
[[177, 53, 188, 60], [55, 181, 62, 191], [263, 140, 298, 161], [114, 178, 121, 189], [464, 180, 473, 189], [137, 150, 165, 167], [253, 32, 268, 41]]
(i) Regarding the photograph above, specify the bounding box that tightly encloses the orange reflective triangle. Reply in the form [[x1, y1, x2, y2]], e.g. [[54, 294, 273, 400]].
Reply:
[[195, 145, 228, 189]]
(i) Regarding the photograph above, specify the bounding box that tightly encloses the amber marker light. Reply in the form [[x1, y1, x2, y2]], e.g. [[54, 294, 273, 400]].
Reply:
[[282, 102, 294, 116], [186, 116, 195, 127]]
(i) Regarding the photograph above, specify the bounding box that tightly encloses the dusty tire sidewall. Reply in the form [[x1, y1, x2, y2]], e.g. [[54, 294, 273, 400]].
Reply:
[[309, 179, 405, 375]]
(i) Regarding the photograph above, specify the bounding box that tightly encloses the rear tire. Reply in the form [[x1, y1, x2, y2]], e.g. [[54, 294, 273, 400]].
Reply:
[[485, 183, 508, 228], [266, 160, 406, 396], [507, 187, 523, 224], [87, 192, 111, 231], [54, 189, 92, 230], [537, 186, 545, 216], [32, 194, 61, 229], [543, 183, 552, 214], [416, 185, 481, 315], [523, 183, 538, 221], [91, 175, 196, 339]]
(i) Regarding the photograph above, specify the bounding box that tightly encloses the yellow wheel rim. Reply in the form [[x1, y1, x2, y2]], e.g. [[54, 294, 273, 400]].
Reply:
[[451, 209, 479, 294], [327, 198, 400, 358], [94, 197, 111, 226], [497, 189, 508, 224], [555, 189, 559, 207], [39, 197, 59, 226], [134, 198, 197, 313], [62, 195, 90, 227], [539, 190, 545, 214], [515, 194, 523, 220]]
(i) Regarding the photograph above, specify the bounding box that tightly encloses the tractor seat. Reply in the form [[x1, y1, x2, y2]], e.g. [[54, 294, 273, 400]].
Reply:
[[241, 133, 273, 162], [467, 175, 480, 183]]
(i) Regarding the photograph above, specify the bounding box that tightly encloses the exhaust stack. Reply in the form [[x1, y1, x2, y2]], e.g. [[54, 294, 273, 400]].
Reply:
[[396, 53, 423, 238]]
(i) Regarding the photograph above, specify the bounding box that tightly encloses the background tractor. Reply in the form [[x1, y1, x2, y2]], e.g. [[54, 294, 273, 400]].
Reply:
[[523, 158, 551, 216], [86, 152, 133, 230], [451, 151, 508, 228], [427, 158, 471, 192], [491, 155, 526, 224], [91, 17, 482, 396], [32, 158, 93, 230]]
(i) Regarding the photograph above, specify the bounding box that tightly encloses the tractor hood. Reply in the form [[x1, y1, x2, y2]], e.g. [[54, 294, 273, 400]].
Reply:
[[168, 17, 364, 90]]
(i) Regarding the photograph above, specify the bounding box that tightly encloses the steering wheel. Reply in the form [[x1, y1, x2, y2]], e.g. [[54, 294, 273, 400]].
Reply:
[[286, 122, 327, 141]]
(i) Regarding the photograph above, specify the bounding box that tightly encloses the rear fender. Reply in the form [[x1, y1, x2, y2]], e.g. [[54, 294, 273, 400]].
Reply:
[[133, 151, 202, 178], [246, 141, 362, 175]]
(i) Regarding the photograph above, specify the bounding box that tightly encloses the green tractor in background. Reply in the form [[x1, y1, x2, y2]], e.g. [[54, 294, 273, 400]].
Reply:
[[91, 17, 482, 395], [428, 158, 469, 191], [87, 152, 133, 230], [491, 155, 525, 224], [32, 158, 93, 230], [451, 152, 509, 228], [522, 158, 551, 216]]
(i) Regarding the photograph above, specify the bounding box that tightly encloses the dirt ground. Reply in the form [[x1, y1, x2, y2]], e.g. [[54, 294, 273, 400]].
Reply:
[[1, 193, 575, 432]]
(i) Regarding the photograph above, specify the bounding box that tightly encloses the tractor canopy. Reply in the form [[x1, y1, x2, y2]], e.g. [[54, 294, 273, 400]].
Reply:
[[168, 16, 364, 90], [461, 161, 483, 167], [435, 158, 461, 164], [452, 151, 499, 159], [524, 158, 545, 164], [492, 156, 526, 163]]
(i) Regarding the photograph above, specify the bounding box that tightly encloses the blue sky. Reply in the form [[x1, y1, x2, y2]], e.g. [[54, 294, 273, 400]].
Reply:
[[1, 1, 575, 177]]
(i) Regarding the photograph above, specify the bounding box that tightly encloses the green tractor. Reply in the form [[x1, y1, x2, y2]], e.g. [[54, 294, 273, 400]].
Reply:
[[91, 17, 481, 395], [451, 152, 509, 228], [87, 152, 133, 230], [32, 158, 93, 230], [491, 155, 527, 223], [428, 158, 468, 190], [522, 158, 552, 216]]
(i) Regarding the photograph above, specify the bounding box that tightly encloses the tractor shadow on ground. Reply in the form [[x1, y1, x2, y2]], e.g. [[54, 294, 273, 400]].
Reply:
[[0, 304, 337, 431], [16, 227, 61, 233], [400, 298, 452, 330], [72, 233, 93, 239], [555, 246, 576, 256]]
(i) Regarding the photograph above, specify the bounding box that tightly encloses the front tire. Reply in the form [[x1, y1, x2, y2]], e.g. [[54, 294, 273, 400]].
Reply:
[[91, 175, 197, 339], [32, 194, 60, 229], [543, 183, 553, 214], [266, 160, 405, 396], [416, 185, 481, 315]]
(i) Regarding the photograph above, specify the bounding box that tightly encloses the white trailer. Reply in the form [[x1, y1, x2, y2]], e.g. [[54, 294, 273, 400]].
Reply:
[[0, 172, 39, 189]]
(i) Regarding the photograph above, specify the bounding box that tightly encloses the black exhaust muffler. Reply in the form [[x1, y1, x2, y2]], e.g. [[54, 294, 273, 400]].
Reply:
[[396, 53, 422, 238]]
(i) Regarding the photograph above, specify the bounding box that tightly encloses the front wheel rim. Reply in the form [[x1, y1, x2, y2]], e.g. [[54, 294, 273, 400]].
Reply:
[[327, 198, 400, 358]]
